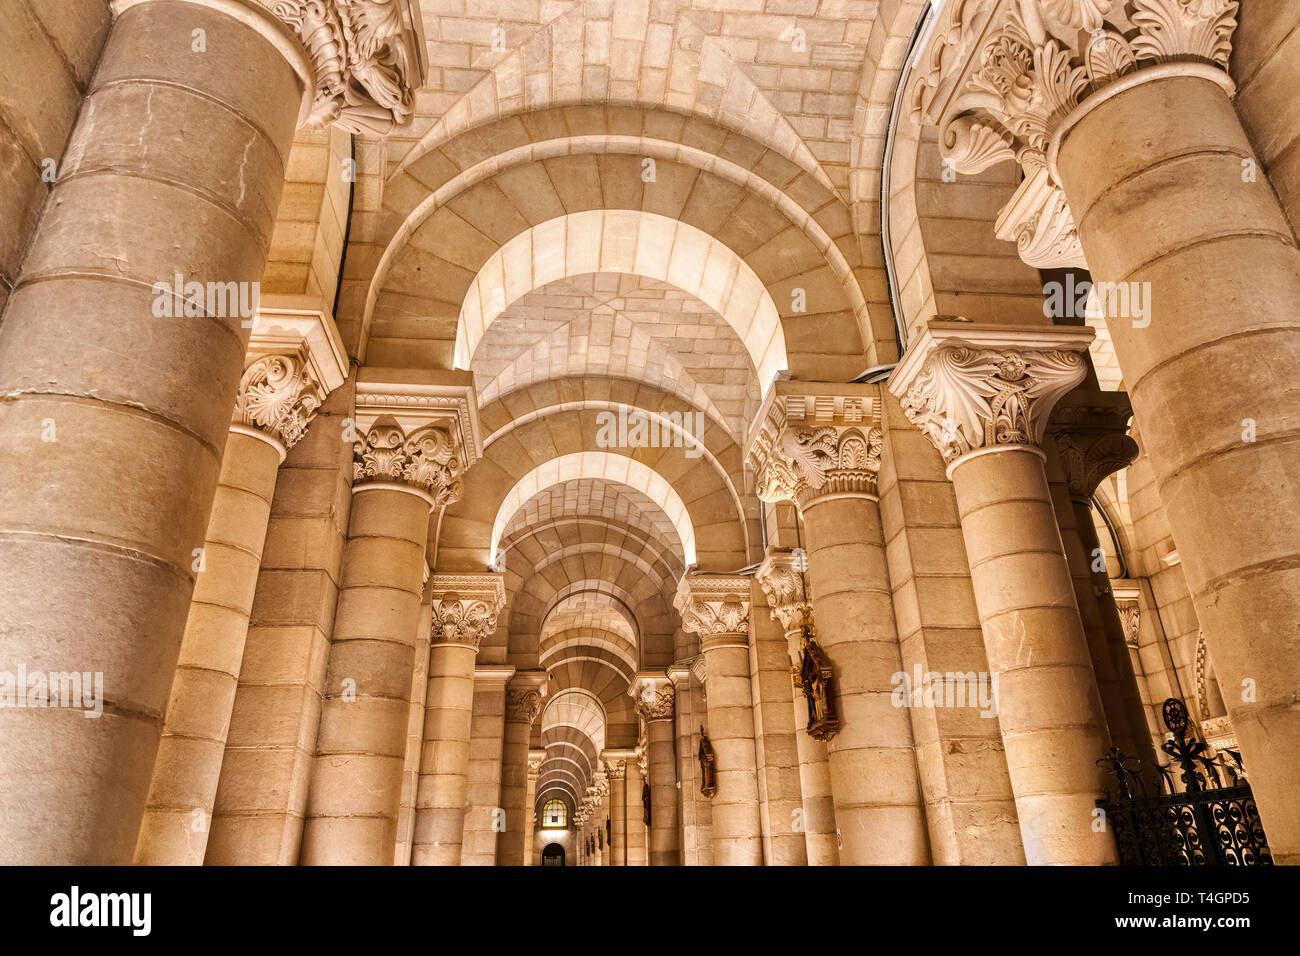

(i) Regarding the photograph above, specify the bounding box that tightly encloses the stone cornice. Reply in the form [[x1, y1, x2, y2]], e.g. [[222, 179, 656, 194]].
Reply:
[[755, 551, 812, 634], [429, 573, 506, 650], [746, 381, 884, 509], [912, 0, 1240, 270], [353, 369, 481, 507], [889, 320, 1094, 469], [674, 575, 751, 638]]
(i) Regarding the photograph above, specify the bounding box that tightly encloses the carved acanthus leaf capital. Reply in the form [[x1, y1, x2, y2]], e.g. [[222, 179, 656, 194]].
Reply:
[[630, 675, 675, 722], [1116, 599, 1141, 647], [505, 690, 543, 724], [1051, 393, 1140, 498], [913, 0, 1240, 269], [429, 573, 506, 649], [235, 354, 325, 450], [264, 0, 426, 133], [747, 383, 884, 509], [755, 552, 813, 633], [353, 370, 482, 508], [889, 321, 1094, 466], [674, 575, 751, 638]]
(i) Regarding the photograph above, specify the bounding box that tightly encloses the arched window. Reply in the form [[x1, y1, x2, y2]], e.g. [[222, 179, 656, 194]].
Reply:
[[541, 799, 567, 828]]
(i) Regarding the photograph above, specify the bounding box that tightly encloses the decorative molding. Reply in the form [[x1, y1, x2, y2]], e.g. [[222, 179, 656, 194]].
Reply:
[[889, 320, 1093, 467], [674, 575, 751, 638], [428, 573, 506, 649], [912, 0, 1240, 270], [747, 382, 884, 509], [234, 354, 324, 451], [505, 690, 543, 724], [262, 0, 426, 133], [755, 552, 813, 634]]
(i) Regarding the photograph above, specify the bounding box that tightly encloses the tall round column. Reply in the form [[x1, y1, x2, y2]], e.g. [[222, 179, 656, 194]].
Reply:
[[411, 574, 506, 866], [1056, 69, 1300, 863], [300, 481, 431, 864], [749, 389, 929, 865], [0, 0, 306, 864], [496, 674, 545, 866], [892, 323, 1116, 865], [632, 675, 680, 866], [756, 554, 839, 866], [627, 750, 648, 866], [601, 753, 633, 865], [675, 576, 763, 865], [134, 427, 283, 865]]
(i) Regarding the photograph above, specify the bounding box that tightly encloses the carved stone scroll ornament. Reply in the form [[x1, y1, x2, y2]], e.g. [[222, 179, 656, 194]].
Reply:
[[266, 0, 424, 133], [753, 424, 884, 508], [234, 353, 325, 450], [353, 417, 464, 507], [912, 0, 1240, 268]]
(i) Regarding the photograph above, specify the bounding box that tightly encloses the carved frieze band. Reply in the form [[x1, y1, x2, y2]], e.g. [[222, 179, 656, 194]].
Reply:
[[912, 0, 1240, 268]]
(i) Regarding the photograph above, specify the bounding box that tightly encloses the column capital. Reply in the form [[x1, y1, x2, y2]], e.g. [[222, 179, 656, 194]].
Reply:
[[911, 0, 1240, 270], [352, 369, 482, 508], [234, 299, 350, 456], [755, 551, 813, 634], [629, 673, 675, 722], [746, 381, 884, 509], [1050, 391, 1140, 499], [601, 748, 636, 779], [674, 574, 751, 639], [889, 320, 1093, 473], [429, 573, 506, 650], [527, 749, 546, 776], [505, 670, 549, 724]]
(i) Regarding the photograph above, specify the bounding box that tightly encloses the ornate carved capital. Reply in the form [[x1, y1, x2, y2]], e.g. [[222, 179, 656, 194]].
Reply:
[[674, 575, 751, 638], [755, 552, 813, 634], [505, 690, 543, 724], [237, 300, 349, 452], [262, 0, 427, 133], [889, 320, 1093, 467], [353, 369, 481, 508], [747, 383, 884, 509], [1051, 392, 1139, 499], [912, 0, 1240, 269], [429, 573, 506, 649], [1116, 599, 1140, 647], [605, 759, 627, 781], [630, 674, 675, 722]]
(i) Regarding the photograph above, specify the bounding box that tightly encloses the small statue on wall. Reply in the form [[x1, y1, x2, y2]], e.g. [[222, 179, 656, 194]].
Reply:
[[792, 607, 839, 741], [698, 725, 718, 798]]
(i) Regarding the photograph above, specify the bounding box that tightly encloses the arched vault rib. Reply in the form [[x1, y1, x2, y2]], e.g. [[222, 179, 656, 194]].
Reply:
[[455, 211, 787, 394]]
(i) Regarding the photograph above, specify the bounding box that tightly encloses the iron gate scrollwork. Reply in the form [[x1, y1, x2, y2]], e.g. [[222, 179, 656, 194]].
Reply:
[[1098, 699, 1272, 866]]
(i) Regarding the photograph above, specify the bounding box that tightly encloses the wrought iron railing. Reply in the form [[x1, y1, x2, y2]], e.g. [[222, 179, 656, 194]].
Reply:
[[1097, 698, 1272, 866]]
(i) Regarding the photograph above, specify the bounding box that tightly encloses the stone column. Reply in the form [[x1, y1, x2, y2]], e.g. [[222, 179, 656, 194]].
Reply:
[[460, 666, 513, 865], [631, 674, 679, 866], [135, 310, 347, 865], [412, 573, 507, 865], [301, 371, 480, 865], [1051, 394, 1158, 769], [918, 0, 1300, 863], [667, 661, 710, 865], [756, 553, 839, 866], [601, 751, 636, 865], [628, 746, 649, 866], [524, 750, 544, 866], [891, 321, 1115, 865], [675, 576, 764, 866], [747, 384, 929, 865], [0, 0, 307, 865], [496, 672, 546, 865]]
